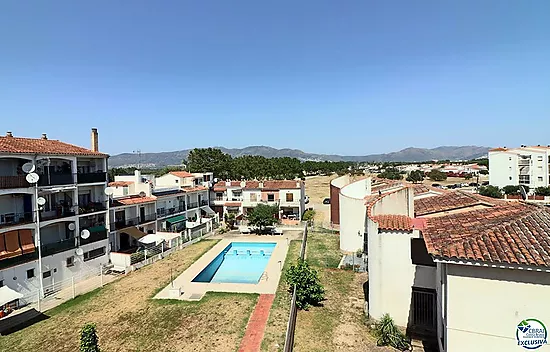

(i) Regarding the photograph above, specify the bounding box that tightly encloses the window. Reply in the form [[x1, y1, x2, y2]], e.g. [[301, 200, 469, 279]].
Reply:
[[509, 176, 512, 180], [84, 247, 106, 261], [0, 280, 4, 287], [538, 156, 543, 161], [123, 186, 129, 195], [216, 192, 223, 201], [509, 157, 512, 161], [66, 256, 74, 267], [267, 194, 275, 202], [411, 287, 436, 333], [519, 175, 530, 185], [286, 193, 293, 202], [250, 193, 257, 202], [411, 238, 435, 267], [78, 193, 91, 207], [43, 270, 51, 279], [539, 177, 544, 182], [26, 269, 35, 279]]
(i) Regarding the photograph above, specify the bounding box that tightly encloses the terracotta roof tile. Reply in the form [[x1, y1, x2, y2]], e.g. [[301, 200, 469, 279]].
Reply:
[[0, 136, 107, 156], [371, 215, 413, 231], [169, 171, 194, 178], [182, 186, 207, 193], [244, 181, 260, 189], [109, 181, 134, 187], [412, 183, 447, 196], [414, 191, 497, 216], [113, 196, 156, 206], [225, 202, 242, 207], [262, 180, 302, 189]]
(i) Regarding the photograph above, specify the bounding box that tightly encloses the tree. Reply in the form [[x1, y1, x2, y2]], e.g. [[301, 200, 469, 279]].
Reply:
[[502, 185, 520, 195], [464, 173, 472, 180], [479, 170, 489, 175], [225, 212, 236, 229], [478, 185, 503, 199], [302, 209, 316, 225], [379, 168, 403, 180], [285, 259, 325, 310], [80, 323, 100, 352], [406, 170, 424, 183], [428, 169, 447, 181], [247, 204, 279, 233], [187, 148, 233, 179], [535, 187, 550, 196]]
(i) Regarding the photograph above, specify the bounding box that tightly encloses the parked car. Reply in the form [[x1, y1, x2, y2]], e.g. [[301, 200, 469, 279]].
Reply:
[[323, 198, 331, 204], [469, 182, 479, 187], [431, 183, 441, 188]]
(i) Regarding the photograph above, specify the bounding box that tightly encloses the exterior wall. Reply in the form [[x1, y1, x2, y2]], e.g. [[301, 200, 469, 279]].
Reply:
[[443, 264, 550, 352], [489, 149, 550, 189], [339, 178, 370, 252], [330, 175, 350, 225], [155, 174, 194, 188], [368, 226, 436, 327]]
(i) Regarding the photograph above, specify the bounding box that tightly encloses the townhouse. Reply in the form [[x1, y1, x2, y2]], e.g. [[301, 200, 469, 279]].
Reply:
[[211, 180, 305, 222], [333, 175, 550, 351], [0, 129, 109, 298], [489, 145, 550, 190]]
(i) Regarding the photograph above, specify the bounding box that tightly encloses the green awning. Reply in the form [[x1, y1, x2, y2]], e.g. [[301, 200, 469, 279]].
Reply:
[[88, 225, 107, 233], [166, 215, 186, 226]]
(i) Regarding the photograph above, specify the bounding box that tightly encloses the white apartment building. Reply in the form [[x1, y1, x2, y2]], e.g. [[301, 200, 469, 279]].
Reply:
[[0, 129, 109, 299], [211, 180, 305, 223], [489, 145, 550, 190]]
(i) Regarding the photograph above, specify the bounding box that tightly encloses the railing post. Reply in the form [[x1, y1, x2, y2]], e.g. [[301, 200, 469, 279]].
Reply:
[[100, 264, 104, 287], [71, 276, 75, 299], [37, 290, 41, 311]]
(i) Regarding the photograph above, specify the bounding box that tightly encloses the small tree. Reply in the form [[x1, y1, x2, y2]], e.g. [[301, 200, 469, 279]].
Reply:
[[80, 323, 100, 352], [285, 259, 325, 310], [373, 314, 410, 350], [535, 187, 550, 196], [302, 209, 316, 226], [478, 185, 503, 199], [379, 168, 403, 180], [464, 173, 472, 180], [428, 169, 447, 181], [502, 185, 520, 195], [406, 170, 424, 183], [247, 204, 278, 233], [225, 212, 236, 229]]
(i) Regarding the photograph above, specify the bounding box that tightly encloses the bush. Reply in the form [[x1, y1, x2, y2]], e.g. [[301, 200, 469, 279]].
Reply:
[[285, 259, 325, 310], [478, 185, 503, 199], [379, 168, 403, 180], [406, 170, 424, 183], [502, 185, 520, 195], [80, 323, 100, 352], [535, 187, 550, 196], [302, 209, 316, 225], [428, 169, 447, 181], [373, 314, 410, 350]]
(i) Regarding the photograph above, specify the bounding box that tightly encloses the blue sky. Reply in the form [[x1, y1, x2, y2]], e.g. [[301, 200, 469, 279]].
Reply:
[[1, 1, 549, 156]]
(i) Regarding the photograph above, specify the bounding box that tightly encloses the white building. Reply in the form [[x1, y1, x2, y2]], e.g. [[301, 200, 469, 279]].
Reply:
[[0, 129, 109, 299], [489, 145, 550, 190]]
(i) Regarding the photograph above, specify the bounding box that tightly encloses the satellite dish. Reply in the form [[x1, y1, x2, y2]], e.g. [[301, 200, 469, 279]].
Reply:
[[68, 223, 76, 231], [26, 172, 40, 184], [104, 187, 114, 196], [139, 191, 146, 197], [75, 248, 84, 256], [37, 197, 46, 206], [22, 162, 35, 173], [80, 229, 90, 239]]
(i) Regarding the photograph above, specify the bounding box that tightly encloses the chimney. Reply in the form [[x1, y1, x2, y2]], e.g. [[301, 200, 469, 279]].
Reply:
[[6, 132, 13, 137], [41, 133, 47, 140], [91, 128, 99, 152], [135, 169, 142, 184]]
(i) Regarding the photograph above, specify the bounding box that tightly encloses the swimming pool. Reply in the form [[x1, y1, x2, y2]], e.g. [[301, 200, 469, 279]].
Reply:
[[192, 242, 277, 284]]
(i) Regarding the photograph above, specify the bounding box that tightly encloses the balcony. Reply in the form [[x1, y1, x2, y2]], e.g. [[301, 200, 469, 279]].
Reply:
[[0, 252, 38, 270], [80, 227, 108, 246], [77, 172, 107, 184], [0, 175, 30, 189], [112, 214, 157, 230], [200, 200, 209, 206], [188, 202, 199, 209], [78, 202, 107, 215], [39, 206, 76, 221], [41, 238, 77, 257], [37, 173, 75, 187], [0, 212, 34, 229], [139, 213, 157, 224], [157, 205, 185, 218]]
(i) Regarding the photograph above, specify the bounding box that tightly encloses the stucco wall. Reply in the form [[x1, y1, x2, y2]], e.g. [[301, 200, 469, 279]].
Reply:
[[445, 264, 550, 352], [339, 178, 370, 252], [330, 175, 350, 225]]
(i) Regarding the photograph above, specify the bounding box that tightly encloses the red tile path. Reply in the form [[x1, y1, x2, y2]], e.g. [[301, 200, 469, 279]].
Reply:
[[238, 294, 275, 352]]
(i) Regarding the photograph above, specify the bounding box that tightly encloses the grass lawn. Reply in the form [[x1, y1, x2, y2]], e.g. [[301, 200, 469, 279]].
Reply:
[[263, 231, 391, 352], [0, 239, 258, 352]]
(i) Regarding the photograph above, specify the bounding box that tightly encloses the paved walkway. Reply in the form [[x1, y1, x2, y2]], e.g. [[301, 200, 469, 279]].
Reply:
[[238, 294, 275, 352]]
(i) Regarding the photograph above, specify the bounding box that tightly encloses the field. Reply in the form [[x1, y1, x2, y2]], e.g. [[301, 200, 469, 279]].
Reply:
[[0, 239, 258, 352]]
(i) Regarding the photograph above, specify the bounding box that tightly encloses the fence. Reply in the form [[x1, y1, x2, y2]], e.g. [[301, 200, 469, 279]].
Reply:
[[283, 223, 308, 352]]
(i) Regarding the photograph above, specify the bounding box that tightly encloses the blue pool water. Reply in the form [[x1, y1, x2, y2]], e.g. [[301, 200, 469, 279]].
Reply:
[[192, 242, 276, 284]]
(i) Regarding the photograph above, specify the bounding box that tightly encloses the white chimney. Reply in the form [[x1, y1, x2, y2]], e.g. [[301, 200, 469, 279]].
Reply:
[[6, 131, 13, 137], [91, 128, 99, 152], [226, 181, 231, 187], [240, 181, 246, 188], [41, 133, 47, 140], [135, 169, 142, 184]]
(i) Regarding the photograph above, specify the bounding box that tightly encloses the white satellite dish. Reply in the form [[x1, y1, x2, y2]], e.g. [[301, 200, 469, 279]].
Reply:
[[22, 162, 35, 173], [26, 172, 39, 184], [104, 187, 114, 196], [37, 197, 46, 206], [80, 229, 90, 239], [139, 191, 146, 197], [68, 223, 76, 231], [75, 248, 84, 256]]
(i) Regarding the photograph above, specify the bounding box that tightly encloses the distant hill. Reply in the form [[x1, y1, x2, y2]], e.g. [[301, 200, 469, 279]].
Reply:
[[108, 145, 489, 168]]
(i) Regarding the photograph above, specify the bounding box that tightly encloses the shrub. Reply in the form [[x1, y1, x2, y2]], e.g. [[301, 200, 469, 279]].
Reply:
[[379, 168, 403, 180], [428, 169, 447, 181], [406, 170, 424, 183], [478, 185, 503, 199], [302, 209, 316, 225], [502, 185, 520, 195], [373, 314, 410, 350], [285, 259, 325, 310], [80, 323, 100, 352], [535, 187, 550, 196]]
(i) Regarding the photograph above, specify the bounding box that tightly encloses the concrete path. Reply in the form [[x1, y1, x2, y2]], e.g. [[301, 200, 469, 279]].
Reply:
[[238, 294, 275, 352]]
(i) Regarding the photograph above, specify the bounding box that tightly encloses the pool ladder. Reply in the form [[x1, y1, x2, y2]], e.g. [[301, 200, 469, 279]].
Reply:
[[260, 271, 268, 282]]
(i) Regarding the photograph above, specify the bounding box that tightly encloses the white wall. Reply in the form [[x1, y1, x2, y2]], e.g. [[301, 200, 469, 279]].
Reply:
[[339, 178, 371, 252], [490, 149, 550, 189], [444, 264, 550, 352]]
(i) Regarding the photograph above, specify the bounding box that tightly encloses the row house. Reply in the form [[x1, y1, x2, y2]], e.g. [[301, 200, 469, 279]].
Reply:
[[0, 129, 109, 298], [211, 180, 305, 222]]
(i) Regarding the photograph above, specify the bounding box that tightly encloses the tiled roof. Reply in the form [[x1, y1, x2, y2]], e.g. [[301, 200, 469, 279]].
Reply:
[[489, 147, 508, 152], [225, 202, 242, 207], [423, 203, 550, 267], [113, 196, 156, 206], [371, 179, 403, 192], [213, 181, 242, 191], [414, 191, 496, 216], [154, 191, 186, 198], [0, 136, 107, 156], [169, 171, 194, 178], [244, 181, 260, 189], [109, 181, 134, 187], [262, 180, 302, 190], [412, 184, 446, 196], [182, 186, 207, 193], [371, 215, 413, 231]]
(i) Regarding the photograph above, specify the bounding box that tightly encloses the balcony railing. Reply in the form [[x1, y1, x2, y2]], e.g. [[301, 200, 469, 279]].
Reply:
[[200, 200, 209, 206], [0, 175, 30, 189], [157, 205, 185, 218], [39, 207, 76, 221], [188, 202, 199, 209], [77, 172, 107, 184], [0, 212, 34, 229], [78, 202, 107, 215], [111, 214, 157, 230], [139, 213, 157, 224], [37, 173, 75, 187], [41, 238, 77, 257], [0, 252, 38, 270], [80, 229, 108, 246]]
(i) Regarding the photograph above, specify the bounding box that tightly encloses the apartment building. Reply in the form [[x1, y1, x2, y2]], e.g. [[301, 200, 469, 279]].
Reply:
[[211, 180, 305, 221], [0, 129, 109, 298], [489, 145, 550, 190]]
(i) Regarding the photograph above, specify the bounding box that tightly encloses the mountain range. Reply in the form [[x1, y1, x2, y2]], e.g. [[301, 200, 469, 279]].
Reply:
[[108, 145, 489, 168]]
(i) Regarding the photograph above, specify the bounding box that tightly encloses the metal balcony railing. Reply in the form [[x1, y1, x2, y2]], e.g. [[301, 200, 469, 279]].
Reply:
[[0, 212, 34, 229], [200, 200, 209, 206], [0, 252, 38, 270], [77, 172, 107, 184], [37, 173, 75, 187], [0, 175, 30, 189], [41, 238, 77, 257], [111, 214, 157, 230], [80, 229, 108, 246], [78, 202, 107, 215], [188, 202, 199, 209], [39, 207, 77, 221]]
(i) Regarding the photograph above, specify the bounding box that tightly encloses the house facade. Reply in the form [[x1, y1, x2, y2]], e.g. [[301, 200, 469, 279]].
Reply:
[[0, 129, 109, 298], [489, 145, 550, 190]]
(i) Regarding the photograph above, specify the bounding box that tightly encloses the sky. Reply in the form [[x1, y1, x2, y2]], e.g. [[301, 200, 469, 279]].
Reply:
[[1, 1, 549, 156]]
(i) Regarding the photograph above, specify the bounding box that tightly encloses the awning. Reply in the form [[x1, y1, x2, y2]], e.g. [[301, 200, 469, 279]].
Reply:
[[156, 232, 182, 242], [138, 233, 163, 245], [120, 226, 147, 240], [0, 286, 24, 307], [165, 215, 186, 226], [88, 225, 107, 233]]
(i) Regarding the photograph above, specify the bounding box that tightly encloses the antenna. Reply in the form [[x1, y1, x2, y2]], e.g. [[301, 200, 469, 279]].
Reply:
[[133, 149, 142, 170]]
